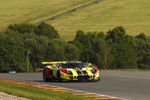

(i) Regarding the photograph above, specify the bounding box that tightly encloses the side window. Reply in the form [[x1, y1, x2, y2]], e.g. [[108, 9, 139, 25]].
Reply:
[[55, 63, 59, 67], [53, 66, 56, 69], [53, 64, 60, 69], [59, 66, 62, 69]]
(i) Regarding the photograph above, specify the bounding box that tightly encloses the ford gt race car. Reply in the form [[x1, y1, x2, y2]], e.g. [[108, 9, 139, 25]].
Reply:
[[42, 61, 100, 82]]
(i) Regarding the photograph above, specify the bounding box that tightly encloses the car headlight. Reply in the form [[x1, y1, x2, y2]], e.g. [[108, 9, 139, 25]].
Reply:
[[60, 69, 73, 75], [90, 67, 98, 74], [66, 70, 73, 75]]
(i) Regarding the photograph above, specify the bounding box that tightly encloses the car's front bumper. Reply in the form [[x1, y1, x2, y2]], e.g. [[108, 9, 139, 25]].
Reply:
[[62, 75, 100, 81], [60, 71, 100, 81]]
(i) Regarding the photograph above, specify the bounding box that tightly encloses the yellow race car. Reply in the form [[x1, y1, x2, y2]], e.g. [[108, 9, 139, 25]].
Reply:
[[42, 61, 100, 82]]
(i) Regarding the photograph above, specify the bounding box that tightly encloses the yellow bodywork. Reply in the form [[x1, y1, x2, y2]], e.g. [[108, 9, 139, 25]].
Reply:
[[42, 61, 66, 65], [42, 61, 82, 65], [60, 67, 100, 81], [42, 61, 100, 81]]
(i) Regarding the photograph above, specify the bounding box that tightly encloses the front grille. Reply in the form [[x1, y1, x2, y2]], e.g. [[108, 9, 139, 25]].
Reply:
[[76, 71, 82, 75], [69, 76, 73, 80], [74, 76, 77, 79], [82, 71, 88, 76], [77, 76, 89, 80]]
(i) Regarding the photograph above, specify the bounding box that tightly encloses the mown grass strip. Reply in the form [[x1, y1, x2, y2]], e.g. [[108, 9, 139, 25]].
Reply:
[[35, 0, 100, 25], [0, 80, 94, 100], [0, 0, 95, 30], [48, 0, 150, 41]]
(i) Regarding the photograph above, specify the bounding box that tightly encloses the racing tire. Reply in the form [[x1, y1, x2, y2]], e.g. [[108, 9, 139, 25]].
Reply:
[[43, 69, 51, 82], [57, 71, 62, 82], [93, 77, 100, 82]]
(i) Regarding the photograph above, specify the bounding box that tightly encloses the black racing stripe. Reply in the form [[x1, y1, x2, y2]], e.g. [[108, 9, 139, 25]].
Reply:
[[76, 71, 82, 76], [82, 71, 88, 76]]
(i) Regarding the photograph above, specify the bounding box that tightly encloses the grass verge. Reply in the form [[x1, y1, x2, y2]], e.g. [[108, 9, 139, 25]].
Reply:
[[0, 80, 94, 100], [48, 0, 150, 41], [0, 0, 95, 30]]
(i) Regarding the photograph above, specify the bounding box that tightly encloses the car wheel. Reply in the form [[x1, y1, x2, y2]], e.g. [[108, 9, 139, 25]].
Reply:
[[57, 72, 62, 82], [43, 69, 48, 82], [93, 77, 100, 82], [43, 69, 52, 82]]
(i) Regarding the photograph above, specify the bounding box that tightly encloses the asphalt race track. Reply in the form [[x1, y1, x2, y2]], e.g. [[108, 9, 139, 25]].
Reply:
[[0, 71, 150, 100]]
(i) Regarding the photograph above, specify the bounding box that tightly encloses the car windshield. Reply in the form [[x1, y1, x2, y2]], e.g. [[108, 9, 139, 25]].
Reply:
[[60, 63, 87, 69]]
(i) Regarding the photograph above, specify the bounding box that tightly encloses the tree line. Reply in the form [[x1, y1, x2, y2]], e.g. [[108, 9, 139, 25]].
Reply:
[[0, 23, 149, 72]]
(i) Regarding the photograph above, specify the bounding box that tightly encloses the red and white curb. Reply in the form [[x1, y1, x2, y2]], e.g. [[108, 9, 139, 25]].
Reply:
[[0, 78, 127, 100]]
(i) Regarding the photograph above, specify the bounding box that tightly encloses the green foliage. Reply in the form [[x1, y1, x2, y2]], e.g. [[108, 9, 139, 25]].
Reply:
[[8, 23, 35, 34], [0, 23, 149, 72], [135, 33, 150, 69], [34, 23, 59, 39], [7, 23, 60, 39], [93, 39, 113, 69], [72, 30, 113, 69], [46, 40, 66, 61], [0, 23, 61, 72], [0, 33, 31, 72], [22, 34, 49, 69], [65, 44, 80, 61], [72, 26, 139, 69], [106, 26, 126, 42], [106, 26, 137, 69], [75, 30, 85, 41], [135, 33, 146, 40]]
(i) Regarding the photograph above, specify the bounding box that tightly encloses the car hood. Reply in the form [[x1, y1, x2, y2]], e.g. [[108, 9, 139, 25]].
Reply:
[[65, 67, 94, 76]]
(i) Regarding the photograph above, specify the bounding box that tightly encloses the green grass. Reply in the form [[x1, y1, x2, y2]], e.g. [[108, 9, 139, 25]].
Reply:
[[1, 0, 150, 41], [0, 80, 94, 100], [47, 0, 150, 41], [0, 0, 94, 30]]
